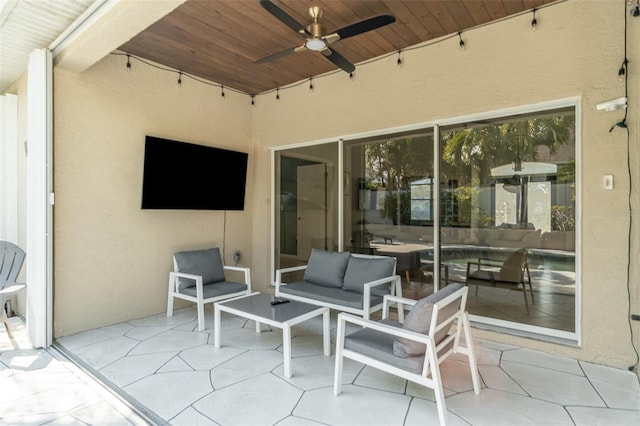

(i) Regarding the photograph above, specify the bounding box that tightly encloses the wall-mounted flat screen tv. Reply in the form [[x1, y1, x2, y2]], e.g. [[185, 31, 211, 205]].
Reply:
[[141, 136, 248, 210]]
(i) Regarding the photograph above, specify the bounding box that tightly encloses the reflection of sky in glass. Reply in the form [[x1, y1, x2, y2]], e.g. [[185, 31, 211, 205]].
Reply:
[[411, 183, 431, 200], [411, 199, 431, 220]]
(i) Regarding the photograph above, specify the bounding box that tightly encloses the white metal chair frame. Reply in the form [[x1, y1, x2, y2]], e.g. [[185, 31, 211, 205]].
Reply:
[[167, 256, 252, 331], [334, 286, 480, 426], [1, 241, 26, 338]]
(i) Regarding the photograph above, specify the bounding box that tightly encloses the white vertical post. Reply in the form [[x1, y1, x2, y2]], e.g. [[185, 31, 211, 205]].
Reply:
[[0, 94, 19, 243], [433, 125, 441, 291], [338, 138, 344, 252], [27, 48, 53, 348]]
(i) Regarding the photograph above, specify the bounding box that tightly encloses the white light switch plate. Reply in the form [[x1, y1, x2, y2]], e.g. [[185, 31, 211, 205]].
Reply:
[[604, 175, 613, 190]]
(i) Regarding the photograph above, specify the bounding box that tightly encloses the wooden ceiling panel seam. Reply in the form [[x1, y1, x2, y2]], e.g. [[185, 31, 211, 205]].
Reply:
[[442, 0, 480, 30], [168, 3, 295, 62], [482, 0, 510, 21], [503, 0, 528, 16]]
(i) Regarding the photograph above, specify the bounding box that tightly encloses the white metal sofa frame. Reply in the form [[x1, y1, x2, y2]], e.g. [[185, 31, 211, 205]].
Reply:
[[275, 252, 404, 321], [334, 284, 480, 426], [167, 250, 252, 331], [1, 241, 26, 338]]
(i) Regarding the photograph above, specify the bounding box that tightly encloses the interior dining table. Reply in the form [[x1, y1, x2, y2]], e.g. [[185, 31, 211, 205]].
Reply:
[[369, 242, 449, 288]]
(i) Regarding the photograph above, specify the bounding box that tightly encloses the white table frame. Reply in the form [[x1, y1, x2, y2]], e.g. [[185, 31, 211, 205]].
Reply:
[[214, 292, 330, 378]]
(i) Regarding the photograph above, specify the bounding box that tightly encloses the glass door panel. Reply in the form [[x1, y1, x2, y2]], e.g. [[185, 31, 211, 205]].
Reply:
[[275, 143, 338, 272], [439, 107, 576, 335], [343, 131, 437, 299]]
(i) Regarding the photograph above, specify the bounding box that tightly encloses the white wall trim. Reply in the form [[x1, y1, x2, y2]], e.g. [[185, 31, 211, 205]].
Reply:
[[26, 48, 53, 348]]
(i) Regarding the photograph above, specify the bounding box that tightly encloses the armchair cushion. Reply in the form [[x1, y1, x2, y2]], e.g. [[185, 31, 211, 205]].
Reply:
[[303, 249, 351, 288], [174, 247, 225, 287], [345, 319, 424, 374], [345, 319, 456, 374], [393, 283, 463, 357], [179, 281, 247, 298], [342, 255, 395, 296]]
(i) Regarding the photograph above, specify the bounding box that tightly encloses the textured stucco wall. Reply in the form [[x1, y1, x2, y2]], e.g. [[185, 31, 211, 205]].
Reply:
[[51, 0, 639, 369], [53, 54, 252, 336], [251, 0, 639, 369]]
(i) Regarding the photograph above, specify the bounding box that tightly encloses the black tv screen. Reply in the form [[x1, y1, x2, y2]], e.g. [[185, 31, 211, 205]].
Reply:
[[141, 136, 248, 210]]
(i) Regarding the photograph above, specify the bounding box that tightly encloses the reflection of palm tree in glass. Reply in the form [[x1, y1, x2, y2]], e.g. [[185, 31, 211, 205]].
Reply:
[[441, 116, 574, 186]]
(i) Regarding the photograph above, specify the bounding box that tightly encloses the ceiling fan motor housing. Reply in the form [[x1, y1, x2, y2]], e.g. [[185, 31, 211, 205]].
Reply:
[[307, 22, 325, 38]]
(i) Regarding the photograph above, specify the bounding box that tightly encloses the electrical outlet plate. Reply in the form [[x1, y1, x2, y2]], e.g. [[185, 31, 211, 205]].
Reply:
[[233, 250, 241, 263]]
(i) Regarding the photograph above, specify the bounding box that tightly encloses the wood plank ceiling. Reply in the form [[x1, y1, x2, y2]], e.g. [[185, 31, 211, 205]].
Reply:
[[119, 0, 558, 95]]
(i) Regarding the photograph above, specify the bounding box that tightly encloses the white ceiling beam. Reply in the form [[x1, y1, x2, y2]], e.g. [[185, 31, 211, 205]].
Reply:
[[53, 0, 187, 73]]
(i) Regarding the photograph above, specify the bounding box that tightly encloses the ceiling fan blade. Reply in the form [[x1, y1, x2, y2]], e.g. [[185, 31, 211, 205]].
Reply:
[[334, 14, 396, 40], [259, 0, 310, 36], [255, 46, 299, 64], [321, 48, 355, 73]]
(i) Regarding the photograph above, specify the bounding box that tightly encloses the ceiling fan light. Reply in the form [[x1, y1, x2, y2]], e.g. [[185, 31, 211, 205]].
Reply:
[[306, 38, 327, 51]]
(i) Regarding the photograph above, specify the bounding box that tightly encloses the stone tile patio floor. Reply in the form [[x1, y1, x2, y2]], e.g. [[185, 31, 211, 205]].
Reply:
[[1, 307, 639, 425]]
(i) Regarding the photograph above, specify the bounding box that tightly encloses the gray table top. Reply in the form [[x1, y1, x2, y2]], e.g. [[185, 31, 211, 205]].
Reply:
[[216, 292, 326, 323]]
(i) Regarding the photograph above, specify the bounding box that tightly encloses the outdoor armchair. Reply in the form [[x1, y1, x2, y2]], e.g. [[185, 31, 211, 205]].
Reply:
[[1, 240, 26, 338], [334, 283, 480, 426], [465, 247, 534, 313], [167, 247, 251, 331]]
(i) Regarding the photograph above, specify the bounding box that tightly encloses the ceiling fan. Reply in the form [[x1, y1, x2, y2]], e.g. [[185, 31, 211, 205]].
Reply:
[[256, 0, 396, 73]]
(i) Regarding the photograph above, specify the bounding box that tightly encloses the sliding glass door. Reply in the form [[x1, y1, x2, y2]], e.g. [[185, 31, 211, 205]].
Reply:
[[273, 101, 578, 340]]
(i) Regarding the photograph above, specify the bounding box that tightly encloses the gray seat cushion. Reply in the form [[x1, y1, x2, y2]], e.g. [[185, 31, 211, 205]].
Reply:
[[468, 269, 497, 282], [279, 281, 384, 309], [393, 283, 463, 357], [342, 255, 395, 297], [174, 247, 225, 287], [179, 280, 247, 299], [345, 319, 455, 374], [303, 249, 351, 288]]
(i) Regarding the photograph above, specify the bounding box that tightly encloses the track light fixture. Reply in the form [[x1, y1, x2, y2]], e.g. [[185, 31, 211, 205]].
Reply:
[[276, 88, 280, 101], [251, 95, 255, 105], [397, 50, 402, 66], [177, 71, 182, 87], [221, 85, 225, 98], [309, 77, 314, 91], [126, 54, 131, 72], [531, 8, 538, 31]]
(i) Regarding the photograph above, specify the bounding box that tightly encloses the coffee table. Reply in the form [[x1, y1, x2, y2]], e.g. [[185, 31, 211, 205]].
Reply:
[[213, 292, 330, 378]]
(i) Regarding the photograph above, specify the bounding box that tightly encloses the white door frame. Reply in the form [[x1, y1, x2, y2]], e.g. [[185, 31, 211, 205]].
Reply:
[[26, 49, 53, 348]]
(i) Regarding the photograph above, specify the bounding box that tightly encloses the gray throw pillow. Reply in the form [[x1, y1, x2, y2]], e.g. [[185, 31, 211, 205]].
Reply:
[[303, 249, 350, 288], [393, 298, 434, 357], [174, 247, 225, 287], [342, 256, 395, 296], [393, 283, 464, 357]]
